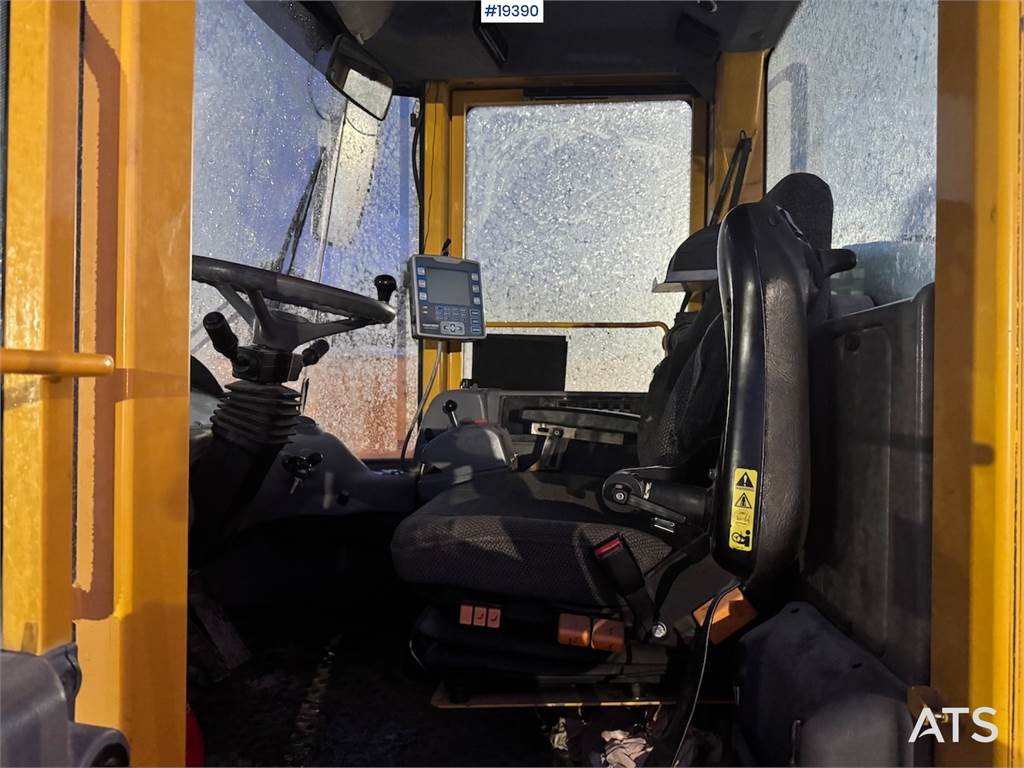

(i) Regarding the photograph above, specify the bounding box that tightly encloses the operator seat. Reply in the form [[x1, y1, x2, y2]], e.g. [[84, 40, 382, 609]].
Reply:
[[393, 269, 729, 609], [392, 174, 838, 609], [392, 182, 845, 689]]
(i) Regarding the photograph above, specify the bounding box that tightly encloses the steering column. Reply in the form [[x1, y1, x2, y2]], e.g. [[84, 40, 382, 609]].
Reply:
[[189, 255, 397, 563]]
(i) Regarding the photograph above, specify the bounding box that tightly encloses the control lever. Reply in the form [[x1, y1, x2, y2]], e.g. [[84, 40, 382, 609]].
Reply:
[[281, 451, 323, 494], [602, 468, 709, 535], [203, 311, 239, 363], [301, 339, 330, 367], [442, 399, 459, 429], [374, 274, 398, 302]]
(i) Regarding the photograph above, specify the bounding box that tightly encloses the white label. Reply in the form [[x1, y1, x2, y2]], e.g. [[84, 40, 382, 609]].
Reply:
[[480, 0, 544, 23]]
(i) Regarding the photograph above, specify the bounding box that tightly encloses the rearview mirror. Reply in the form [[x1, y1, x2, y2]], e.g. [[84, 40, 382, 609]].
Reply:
[[326, 34, 394, 121]]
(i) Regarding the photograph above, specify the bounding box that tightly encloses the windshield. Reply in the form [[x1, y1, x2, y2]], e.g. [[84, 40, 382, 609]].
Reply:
[[191, 0, 418, 458]]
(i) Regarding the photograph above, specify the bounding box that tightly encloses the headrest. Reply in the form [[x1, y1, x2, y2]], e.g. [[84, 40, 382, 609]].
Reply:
[[761, 172, 833, 251], [654, 173, 837, 292], [653, 225, 720, 292]]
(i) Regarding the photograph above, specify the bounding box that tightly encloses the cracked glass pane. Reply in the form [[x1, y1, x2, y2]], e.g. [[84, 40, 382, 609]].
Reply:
[[464, 101, 692, 392], [192, 0, 418, 457], [767, 0, 937, 305]]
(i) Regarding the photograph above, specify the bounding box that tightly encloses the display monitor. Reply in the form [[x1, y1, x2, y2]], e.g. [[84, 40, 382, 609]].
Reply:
[[408, 255, 486, 341], [424, 268, 471, 306]]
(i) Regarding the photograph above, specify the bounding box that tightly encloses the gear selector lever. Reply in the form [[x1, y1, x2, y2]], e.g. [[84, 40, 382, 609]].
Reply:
[[442, 399, 459, 429]]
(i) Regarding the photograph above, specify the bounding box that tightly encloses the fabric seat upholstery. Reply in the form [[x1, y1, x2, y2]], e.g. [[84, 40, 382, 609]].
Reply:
[[393, 293, 726, 609], [392, 472, 673, 608], [393, 173, 837, 615]]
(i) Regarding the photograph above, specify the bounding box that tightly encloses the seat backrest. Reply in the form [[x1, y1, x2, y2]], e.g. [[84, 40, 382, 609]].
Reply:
[[637, 173, 837, 480], [712, 198, 818, 585], [637, 290, 727, 471]]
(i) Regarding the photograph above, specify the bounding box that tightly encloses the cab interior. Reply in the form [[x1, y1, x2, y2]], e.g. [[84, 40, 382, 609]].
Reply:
[[29, 0, 942, 764]]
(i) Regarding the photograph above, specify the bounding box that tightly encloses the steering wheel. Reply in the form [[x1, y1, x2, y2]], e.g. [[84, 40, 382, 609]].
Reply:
[[192, 255, 397, 351]]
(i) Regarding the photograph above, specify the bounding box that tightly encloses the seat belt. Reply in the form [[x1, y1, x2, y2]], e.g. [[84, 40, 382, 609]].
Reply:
[[593, 534, 664, 641], [707, 131, 753, 227]]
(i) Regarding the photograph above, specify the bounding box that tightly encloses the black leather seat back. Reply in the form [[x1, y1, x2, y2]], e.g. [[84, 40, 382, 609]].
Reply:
[[713, 200, 816, 584], [638, 174, 835, 479], [637, 290, 727, 470]]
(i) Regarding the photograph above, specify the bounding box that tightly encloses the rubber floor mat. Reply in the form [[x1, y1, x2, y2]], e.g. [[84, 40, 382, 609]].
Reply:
[[190, 631, 558, 766]]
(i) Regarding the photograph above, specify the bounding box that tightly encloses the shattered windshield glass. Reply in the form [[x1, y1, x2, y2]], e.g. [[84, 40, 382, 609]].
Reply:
[[191, 0, 418, 457]]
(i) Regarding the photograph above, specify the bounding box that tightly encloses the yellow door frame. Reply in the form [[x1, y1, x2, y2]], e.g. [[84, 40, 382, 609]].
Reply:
[[932, 2, 1023, 765], [2, 0, 82, 657], [2, 1, 194, 764], [73, 3, 195, 764]]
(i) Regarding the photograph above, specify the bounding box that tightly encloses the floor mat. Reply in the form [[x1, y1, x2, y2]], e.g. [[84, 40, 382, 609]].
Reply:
[[187, 517, 558, 766], [189, 623, 558, 766]]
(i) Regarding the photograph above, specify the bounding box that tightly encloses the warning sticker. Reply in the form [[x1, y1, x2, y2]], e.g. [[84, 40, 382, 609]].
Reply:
[[728, 468, 758, 552]]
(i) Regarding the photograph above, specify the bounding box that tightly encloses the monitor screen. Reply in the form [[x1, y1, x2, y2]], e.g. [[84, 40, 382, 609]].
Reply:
[[425, 267, 471, 305], [472, 335, 567, 390]]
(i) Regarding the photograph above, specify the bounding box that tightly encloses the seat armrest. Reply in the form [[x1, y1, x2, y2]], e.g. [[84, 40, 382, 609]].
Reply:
[[602, 466, 710, 537], [519, 406, 640, 435]]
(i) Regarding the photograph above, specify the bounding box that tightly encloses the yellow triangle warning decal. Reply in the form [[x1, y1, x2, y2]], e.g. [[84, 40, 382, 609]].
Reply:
[[729, 467, 758, 552]]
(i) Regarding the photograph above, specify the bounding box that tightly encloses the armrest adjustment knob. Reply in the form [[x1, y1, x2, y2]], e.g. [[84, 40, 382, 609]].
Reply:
[[601, 468, 710, 536]]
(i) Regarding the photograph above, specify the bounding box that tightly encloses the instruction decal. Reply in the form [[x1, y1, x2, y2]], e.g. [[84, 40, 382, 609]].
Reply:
[[728, 468, 758, 552]]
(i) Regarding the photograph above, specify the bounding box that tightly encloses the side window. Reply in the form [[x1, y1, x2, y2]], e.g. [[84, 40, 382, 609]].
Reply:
[[191, 0, 418, 458], [766, 0, 937, 304], [463, 100, 692, 393]]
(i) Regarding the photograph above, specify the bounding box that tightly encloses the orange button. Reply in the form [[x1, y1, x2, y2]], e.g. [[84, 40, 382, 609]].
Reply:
[[557, 613, 592, 647]]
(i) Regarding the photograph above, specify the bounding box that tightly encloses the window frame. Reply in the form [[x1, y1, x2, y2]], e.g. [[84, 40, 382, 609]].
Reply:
[[416, 85, 707, 399]]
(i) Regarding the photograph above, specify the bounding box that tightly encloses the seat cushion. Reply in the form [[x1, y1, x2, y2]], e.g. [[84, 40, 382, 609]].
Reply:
[[392, 472, 673, 609]]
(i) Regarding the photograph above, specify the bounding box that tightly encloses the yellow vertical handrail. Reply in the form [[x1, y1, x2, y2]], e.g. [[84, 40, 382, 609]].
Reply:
[[2, 0, 81, 657]]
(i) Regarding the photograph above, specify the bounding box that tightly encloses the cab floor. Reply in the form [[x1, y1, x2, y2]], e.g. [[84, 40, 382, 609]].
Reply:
[[187, 519, 559, 766], [190, 634, 557, 766]]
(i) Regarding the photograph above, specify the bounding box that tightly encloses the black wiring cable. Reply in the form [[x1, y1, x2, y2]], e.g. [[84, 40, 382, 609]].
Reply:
[[727, 132, 752, 213], [420, 98, 439, 250], [708, 131, 750, 227], [412, 100, 424, 211], [306, 62, 331, 122], [342, 111, 379, 138], [399, 340, 444, 468], [649, 580, 739, 767]]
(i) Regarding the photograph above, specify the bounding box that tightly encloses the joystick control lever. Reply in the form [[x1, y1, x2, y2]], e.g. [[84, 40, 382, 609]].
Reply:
[[301, 339, 330, 367], [374, 274, 398, 302], [442, 399, 459, 429], [204, 312, 239, 363]]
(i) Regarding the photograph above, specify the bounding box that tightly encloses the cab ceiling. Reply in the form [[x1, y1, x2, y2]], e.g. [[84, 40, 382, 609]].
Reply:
[[252, 1, 799, 102]]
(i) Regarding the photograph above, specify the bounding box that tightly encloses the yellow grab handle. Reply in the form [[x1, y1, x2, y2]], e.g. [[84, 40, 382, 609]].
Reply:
[[0, 347, 115, 377]]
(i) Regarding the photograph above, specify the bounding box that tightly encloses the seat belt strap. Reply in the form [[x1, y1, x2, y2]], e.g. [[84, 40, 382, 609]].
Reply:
[[593, 534, 659, 639]]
